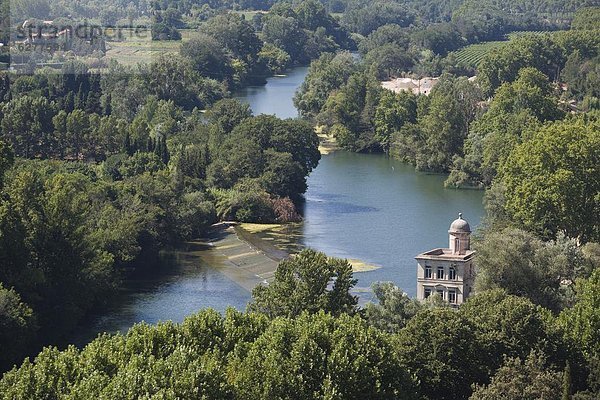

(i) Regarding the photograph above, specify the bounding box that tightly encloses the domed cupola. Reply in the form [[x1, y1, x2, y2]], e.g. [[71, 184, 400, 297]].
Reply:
[[449, 213, 471, 254]]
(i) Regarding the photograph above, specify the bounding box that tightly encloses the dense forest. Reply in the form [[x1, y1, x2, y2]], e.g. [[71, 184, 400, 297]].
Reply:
[[1, 0, 600, 398]]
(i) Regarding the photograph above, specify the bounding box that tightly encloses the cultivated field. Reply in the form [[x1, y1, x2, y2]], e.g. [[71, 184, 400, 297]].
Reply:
[[104, 28, 202, 66], [453, 41, 507, 67]]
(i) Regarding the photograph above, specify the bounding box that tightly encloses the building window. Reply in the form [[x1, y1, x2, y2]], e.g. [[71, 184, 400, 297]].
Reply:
[[425, 266, 432, 279], [449, 266, 456, 280], [424, 288, 432, 298], [437, 266, 444, 280], [455, 238, 460, 252], [436, 289, 444, 299], [448, 290, 457, 304]]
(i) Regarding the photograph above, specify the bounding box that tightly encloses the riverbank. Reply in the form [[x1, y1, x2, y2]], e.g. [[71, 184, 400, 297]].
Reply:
[[191, 222, 381, 293], [189, 223, 281, 291], [316, 125, 340, 155]]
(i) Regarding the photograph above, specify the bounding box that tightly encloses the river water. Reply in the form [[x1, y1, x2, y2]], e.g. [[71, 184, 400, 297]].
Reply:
[[73, 67, 484, 343]]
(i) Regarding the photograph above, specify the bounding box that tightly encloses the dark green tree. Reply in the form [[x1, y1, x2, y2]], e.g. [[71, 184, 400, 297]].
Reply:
[[248, 249, 358, 318]]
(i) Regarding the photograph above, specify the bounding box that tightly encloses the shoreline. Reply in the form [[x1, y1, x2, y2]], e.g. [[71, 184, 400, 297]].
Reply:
[[189, 223, 281, 292], [192, 222, 381, 294]]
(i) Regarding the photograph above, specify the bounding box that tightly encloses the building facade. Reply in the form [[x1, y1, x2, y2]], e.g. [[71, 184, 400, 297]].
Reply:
[[415, 213, 475, 305]]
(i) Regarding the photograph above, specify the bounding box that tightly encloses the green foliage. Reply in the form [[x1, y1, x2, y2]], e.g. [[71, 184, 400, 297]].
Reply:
[[210, 186, 275, 222], [363, 43, 415, 80], [571, 7, 600, 30], [341, 1, 414, 36], [317, 71, 383, 151], [0, 138, 14, 189], [294, 51, 358, 118], [230, 312, 415, 400], [558, 270, 600, 363], [0, 309, 419, 399], [258, 43, 291, 74], [374, 90, 417, 152], [1, 96, 56, 159], [491, 68, 563, 121], [151, 22, 182, 41], [207, 114, 320, 201], [205, 98, 252, 133], [473, 228, 587, 311], [561, 52, 600, 101], [447, 67, 560, 188], [391, 75, 482, 172], [497, 114, 600, 242], [476, 32, 592, 96], [0, 283, 36, 371], [180, 33, 234, 81], [395, 308, 485, 400], [460, 289, 564, 377], [358, 24, 410, 55], [117, 151, 166, 178], [248, 249, 358, 318], [363, 282, 422, 333], [470, 351, 563, 400]]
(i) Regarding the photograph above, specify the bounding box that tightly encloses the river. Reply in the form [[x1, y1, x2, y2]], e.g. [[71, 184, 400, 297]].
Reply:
[[73, 66, 484, 344]]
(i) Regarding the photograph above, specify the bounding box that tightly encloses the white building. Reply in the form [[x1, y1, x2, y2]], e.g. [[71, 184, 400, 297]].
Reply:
[[415, 213, 476, 306]]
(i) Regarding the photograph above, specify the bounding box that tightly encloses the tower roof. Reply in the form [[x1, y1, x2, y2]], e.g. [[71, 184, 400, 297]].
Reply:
[[449, 213, 471, 233]]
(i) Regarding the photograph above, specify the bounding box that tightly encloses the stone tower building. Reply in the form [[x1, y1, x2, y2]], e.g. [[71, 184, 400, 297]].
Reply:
[[415, 213, 476, 305]]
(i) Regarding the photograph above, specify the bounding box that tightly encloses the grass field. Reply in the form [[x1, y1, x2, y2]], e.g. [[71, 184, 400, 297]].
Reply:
[[104, 28, 202, 66], [232, 10, 267, 20]]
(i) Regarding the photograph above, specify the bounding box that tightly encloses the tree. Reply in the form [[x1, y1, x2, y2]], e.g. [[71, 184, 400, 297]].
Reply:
[[363, 282, 422, 333], [374, 90, 417, 152], [260, 150, 307, 199], [571, 7, 600, 30], [205, 99, 252, 133], [0, 139, 13, 189], [294, 51, 357, 117], [261, 14, 306, 62], [0, 284, 36, 371], [341, 1, 414, 36], [359, 24, 410, 55], [258, 43, 291, 74], [470, 351, 563, 400], [146, 55, 220, 109], [180, 34, 233, 81], [473, 228, 585, 311], [558, 270, 600, 363], [364, 43, 415, 80], [396, 308, 485, 400], [118, 152, 165, 178], [446, 67, 558, 188], [199, 12, 265, 85], [1, 96, 56, 158], [151, 22, 182, 41], [65, 109, 90, 158], [417, 75, 482, 171], [230, 312, 415, 400], [491, 68, 563, 122], [446, 110, 539, 188], [248, 249, 358, 318], [460, 289, 563, 377], [477, 34, 564, 96], [497, 115, 600, 242]]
